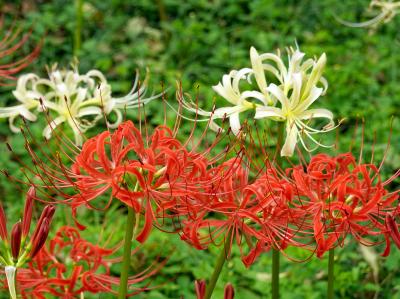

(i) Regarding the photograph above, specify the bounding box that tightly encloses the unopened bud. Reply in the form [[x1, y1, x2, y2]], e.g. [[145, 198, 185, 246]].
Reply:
[[22, 186, 36, 237], [224, 283, 235, 299], [30, 218, 50, 258], [31, 205, 56, 249], [10, 221, 22, 260], [0, 202, 8, 242], [195, 280, 206, 299], [31, 205, 55, 242]]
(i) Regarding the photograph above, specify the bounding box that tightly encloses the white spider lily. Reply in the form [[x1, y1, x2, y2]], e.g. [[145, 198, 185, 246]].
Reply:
[[210, 68, 268, 134], [255, 52, 334, 156], [0, 65, 157, 145], [0, 74, 42, 132], [336, 1, 400, 28], [183, 68, 267, 135]]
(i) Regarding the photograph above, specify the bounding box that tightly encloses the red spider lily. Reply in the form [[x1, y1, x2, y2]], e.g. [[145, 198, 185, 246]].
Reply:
[[0, 16, 41, 85], [8, 226, 164, 298], [180, 158, 300, 267], [194, 280, 235, 299], [0, 186, 55, 267], [65, 120, 226, 241], [17, 95, 238, 242], [287, 153, 399, 257]]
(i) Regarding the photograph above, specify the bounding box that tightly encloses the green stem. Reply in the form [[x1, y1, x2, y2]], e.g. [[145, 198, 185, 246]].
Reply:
[[271, 123, 284, 299], [272, 249, 280, 299], [327, 249, 335, 299], [118, 206, 135, 299], [204, 231, 232, 299], [74, 0, 83, 57]]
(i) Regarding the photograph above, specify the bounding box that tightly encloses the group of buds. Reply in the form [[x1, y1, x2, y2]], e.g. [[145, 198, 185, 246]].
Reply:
[[10, 226, 162, 298], [0, 187, 55, 299], [195, 280, 234, 299]]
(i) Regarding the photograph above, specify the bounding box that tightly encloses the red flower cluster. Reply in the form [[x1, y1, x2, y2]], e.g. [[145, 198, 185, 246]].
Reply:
[[12, 226, 162, 298], [62, 120, 228, 242], [287, 153, 399, 257], [180, 152, 399, 263], [23, 119, 399, 267]]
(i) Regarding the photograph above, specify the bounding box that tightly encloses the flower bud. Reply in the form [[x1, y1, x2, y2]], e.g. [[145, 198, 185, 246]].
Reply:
[[31, 205, 55, 243], [10, 221, 22, 260], [0, 202, 8, 242], [30, 218, 50, 258], [195, 280, 206, 299], [22, 186, 35, 237], [224, 283, 235, 299]]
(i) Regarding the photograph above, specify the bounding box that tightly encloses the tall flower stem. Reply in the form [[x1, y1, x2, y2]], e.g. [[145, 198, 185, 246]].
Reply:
[[74, 0, 83, 57], [118, 206, 136, 299], [271, 122, 285, 299], [204, 230, 232, 299], [272, 249, 280, 299], [327, 248, 335, 299]]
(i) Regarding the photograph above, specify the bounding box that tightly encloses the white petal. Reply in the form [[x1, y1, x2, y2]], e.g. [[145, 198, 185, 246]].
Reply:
[[42, 116, 66, 140], [290, 73, 302, 108], [0, 106, 23, 118], [107, 109, 123, 129], [86, 69, 108, 83], [229, 112, 242, 135], [254, 106, 285, 120], [19, 107, 38, 122], [250, 47, 268, 93], [77, 106, 102, 117], [295, 86, 323, 113], [299, 108, 333, 120], [302, 53, 326, 100], [281, 124, 298, 157], [241, 90, 267, 104], [266, 84, 289, 108]]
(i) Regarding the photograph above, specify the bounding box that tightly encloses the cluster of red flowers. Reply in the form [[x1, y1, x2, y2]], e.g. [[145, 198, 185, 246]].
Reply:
[[11, 226, 161, 298], [25, 119, 400, 269], [180, 151, 399, 264]]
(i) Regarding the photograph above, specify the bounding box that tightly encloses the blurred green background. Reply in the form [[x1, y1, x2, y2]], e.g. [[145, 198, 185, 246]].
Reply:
[[0, 0, 399, 298]]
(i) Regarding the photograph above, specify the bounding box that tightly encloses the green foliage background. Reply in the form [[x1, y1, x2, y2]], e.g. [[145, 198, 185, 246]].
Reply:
[[0, 0, 399, 298]]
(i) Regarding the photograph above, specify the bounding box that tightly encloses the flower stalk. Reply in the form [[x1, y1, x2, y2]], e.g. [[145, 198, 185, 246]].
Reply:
[[327, 249, 335, 299], [272, 249, 280, 299], [271, 123, 285, 299], [118, 206, 136, 299], [74, 0, 83, 56], [204, 230, 232, 299]]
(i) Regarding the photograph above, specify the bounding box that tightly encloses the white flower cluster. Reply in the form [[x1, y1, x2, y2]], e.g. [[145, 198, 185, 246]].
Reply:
[[185, 46, 335, 157], [0, 65, 157, 145]]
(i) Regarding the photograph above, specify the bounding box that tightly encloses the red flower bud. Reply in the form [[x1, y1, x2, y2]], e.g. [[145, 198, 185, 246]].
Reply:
[[224, 283, 235, 299], [30, 218, 50, 258], [195, 280, 206, 299], [22, 186, 35, 237], [31, 205, 55, 243], [0, 202, 7, 242], [10, 221, 22, 260]]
